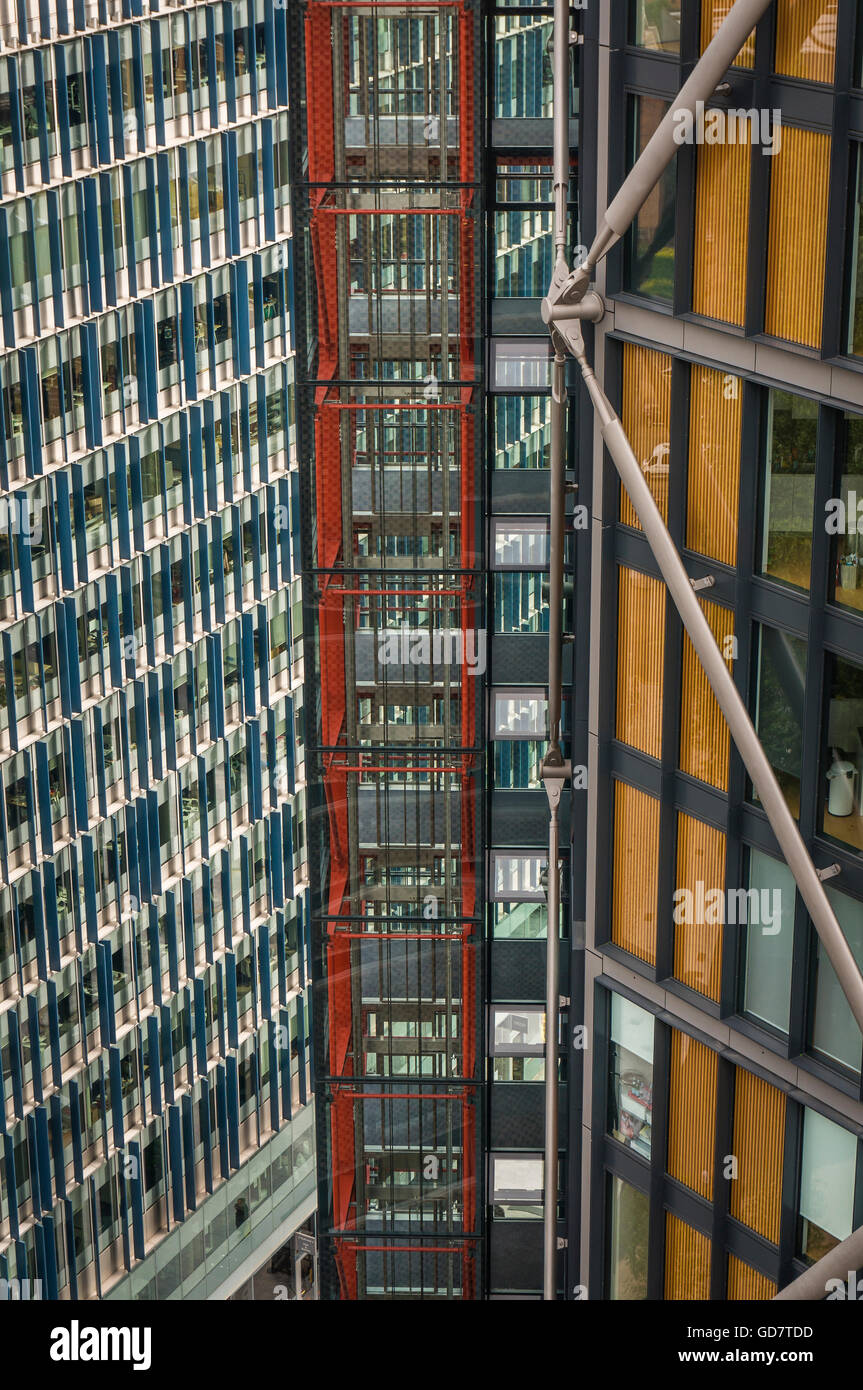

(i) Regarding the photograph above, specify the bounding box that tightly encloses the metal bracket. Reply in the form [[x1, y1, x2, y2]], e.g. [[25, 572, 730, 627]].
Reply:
[[543, 778, 564, 812], [541, 257, 605, 357], [817, 863, 842, 882], [541, 760, 572, 813], [542, 759, 572, 779], [542, 266, 605, 323], [689, 575, 715, 592]]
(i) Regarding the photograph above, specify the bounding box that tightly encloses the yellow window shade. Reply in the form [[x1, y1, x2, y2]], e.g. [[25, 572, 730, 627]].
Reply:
[[679, 598, 734, 790], [730, 1067, 785, 1244], [673, 813, 726, 1003], [668, 1029, 717, 1199], [686, 365, 743, 565], [765, 125, 831, 348], [621, 342, 672, 528], [612, 781, 659, 966], [727, 1255, 777, 1299], [616, 566, 665, 759], [693, 135, 751, 326], [775, 0, 836, 84], [665, 1212, 711, 1300], [700, 0, 755, 66]]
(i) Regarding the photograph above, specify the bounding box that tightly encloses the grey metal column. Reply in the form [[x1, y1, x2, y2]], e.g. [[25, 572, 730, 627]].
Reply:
[[546, 0, 570, 766], [543, 779, 562, 1299], [547, 349, 567, 761]]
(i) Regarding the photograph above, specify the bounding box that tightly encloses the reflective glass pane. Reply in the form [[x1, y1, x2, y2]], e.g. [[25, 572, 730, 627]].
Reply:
[[821, 653, 863, 853], [625, 95, 675, 301], [630, 0, 681, 52], [607, 1174, 649, 1299], [752, 623, 807, 816], [811, 885, 863, 1074], [798, 1108, 857, 1263], [608, 993, 654, 1158], [742, 850, 796, 1034], [759, 390, 817, 591]]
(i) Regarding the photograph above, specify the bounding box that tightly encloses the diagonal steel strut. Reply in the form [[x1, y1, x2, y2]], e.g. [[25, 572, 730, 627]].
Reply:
[[542, 0, 863, 1303]]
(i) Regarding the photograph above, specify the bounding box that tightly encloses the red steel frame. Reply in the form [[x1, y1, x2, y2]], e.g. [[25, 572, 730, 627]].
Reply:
[[305, 0, 480, 1300]]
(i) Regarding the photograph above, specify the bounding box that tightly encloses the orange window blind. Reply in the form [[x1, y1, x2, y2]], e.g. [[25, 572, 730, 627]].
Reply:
[[668, 1029, 717, 1200], [727, 1255, 777, 1299], [612, 781, 659, 966], [765, 125, 830, 349], [673, 813, 726, 1003], [730, 1067, 785, 1244], [665, 1213, 711, 1300], [679, 598, 734, 790], [686, 365, 742, 564], [620, 342, 672, 529], [693, 135, 751, 326], [775, 0, 836, 84], [700, 0, 755, 66], [616, 566, 665, 759]]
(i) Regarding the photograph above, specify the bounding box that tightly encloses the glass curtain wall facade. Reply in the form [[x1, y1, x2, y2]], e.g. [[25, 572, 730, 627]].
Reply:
[[298, 1, 485, 1299], [0, 0, 314, 1300], [579, 0, 863, 1301]]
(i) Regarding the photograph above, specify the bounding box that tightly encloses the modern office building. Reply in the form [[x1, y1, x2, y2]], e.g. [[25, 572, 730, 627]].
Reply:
[[0, 0, 315, 1300], [576, 0, 863, 1303]]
